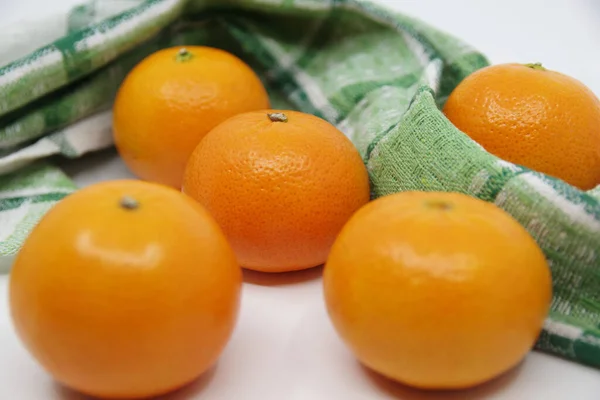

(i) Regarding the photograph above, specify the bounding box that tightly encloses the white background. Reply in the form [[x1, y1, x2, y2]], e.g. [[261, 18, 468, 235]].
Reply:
[[1, 0, 600, 399]]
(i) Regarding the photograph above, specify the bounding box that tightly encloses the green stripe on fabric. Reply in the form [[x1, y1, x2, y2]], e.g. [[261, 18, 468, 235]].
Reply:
[[47, 132, 79, 157], [574, 333, 600, 367], [55, 37, 94, 80], [0, 0, 184, 117], [536, 330, 576, 358], [343, 0, 441, 63], [437, 52, 493, 104], [222, 18, 327, 120], [0, 192, 70, 212], [581, 296, 600, 315], [475, 166, 529, 202], [330, 73, 420, 122], [57, 0, 166, 79], [0, 27, 172, 150], [0, 47, 67, 118], [0, 69, 111, 149]]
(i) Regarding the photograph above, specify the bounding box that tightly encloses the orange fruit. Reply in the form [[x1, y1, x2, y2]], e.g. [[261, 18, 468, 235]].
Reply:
[[443, 62, 600, 190], [323, 191, 552, 390], [113, 46, 270, 188], [9, 180, 242, 399], [183, 110, 371, 273]]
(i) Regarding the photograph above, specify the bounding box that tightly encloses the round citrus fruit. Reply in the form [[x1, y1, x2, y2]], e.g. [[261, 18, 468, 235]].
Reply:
[[9, 180, 242, 399], [443, 62, 600, 190], [183, 110, 371, 273], [323, 191, 552, 389], [113, 45, 270, 188]]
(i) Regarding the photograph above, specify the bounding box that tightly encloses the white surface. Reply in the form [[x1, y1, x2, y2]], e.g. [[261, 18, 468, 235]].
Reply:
[[1, 1, 600, 399]]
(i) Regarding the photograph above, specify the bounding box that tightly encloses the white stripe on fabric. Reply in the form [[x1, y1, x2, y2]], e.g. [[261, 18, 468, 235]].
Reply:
[[399, 30, 430, 68], [289, 66, 339, 121], [294, 0, 334, 11], [424, 58, 442, 92], [469, 159, 523, 198], [252, 0, 332, 10], [74, 0, 183, 52], [0, 202, 58, 272], [520, 173, 600, 231], [0, 186, 73, 200], [0, 140, 60, 175], [244, 22, 340, 122], [554, 300, 573, 316], [495, 159, 523, 172], [63, 111, 114, 153], [0, 200, 32, 243], [0, 111, 113, 175], [581, 334, 600, 346], [342, 0, 432, 68], [0, 49, 63, 89], [543, 319, 583, 340], [468, 169, 490, 195]]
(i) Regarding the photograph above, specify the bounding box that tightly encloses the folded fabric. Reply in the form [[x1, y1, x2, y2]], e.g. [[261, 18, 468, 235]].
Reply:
[[0, 0, 598, 369]]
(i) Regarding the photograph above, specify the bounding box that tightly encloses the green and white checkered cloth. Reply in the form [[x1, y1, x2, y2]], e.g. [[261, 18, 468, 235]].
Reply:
[[1, 0, 599, 370]]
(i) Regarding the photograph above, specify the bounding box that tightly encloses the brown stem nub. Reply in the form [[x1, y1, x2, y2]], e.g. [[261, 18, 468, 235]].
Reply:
[[120, 196, 140, 210], [427, 200, 453, 211], [175, 47, 194, 62], [267, 112, 288, 123], [524, 62, 546, 71]]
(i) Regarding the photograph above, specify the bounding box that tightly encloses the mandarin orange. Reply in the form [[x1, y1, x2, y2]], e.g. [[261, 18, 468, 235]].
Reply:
[[443, 62, 600, 190], [183, 110, 371, 273], [113, 46, 270, 188], [9, 180, 242, 399], [323, 191, 552, 389]]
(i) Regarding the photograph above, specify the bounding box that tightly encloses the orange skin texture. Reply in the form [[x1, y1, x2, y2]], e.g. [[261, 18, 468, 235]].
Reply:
[[323, 191, 552, 390], [183, 110, 371, 273], [9, 180, 242, 399], [443, 63, 600, 190], [113, 46, 271, 188]]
